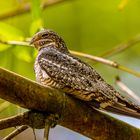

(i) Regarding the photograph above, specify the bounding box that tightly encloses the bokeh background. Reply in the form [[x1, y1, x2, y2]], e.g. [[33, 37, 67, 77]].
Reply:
[[0, 0, 140, 139]]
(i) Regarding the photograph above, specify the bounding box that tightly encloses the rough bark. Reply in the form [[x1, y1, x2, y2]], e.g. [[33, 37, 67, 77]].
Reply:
[[0, 67, 140, 140]]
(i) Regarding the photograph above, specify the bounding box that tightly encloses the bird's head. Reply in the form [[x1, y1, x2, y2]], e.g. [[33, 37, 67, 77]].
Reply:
[[30, 29, 68, 52]]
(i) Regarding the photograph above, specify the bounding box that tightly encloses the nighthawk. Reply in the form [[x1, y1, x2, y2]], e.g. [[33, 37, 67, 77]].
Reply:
[[30, 29, 140, 119]]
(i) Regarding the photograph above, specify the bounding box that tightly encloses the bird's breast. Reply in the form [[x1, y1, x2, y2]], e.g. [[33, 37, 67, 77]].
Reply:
[[34, 59, 63, 88], [34, 60, 50, 84]]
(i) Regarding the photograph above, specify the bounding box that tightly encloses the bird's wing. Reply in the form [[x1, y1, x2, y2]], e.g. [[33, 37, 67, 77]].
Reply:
[[37, 47, 116, 101], [38, 47, 140, 119]]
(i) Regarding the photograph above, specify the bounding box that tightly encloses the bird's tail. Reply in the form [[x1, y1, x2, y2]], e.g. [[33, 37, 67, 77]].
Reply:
[[104, 100, 140, 119], [103, 93, 140, 119], [89, 91, 140, 119]]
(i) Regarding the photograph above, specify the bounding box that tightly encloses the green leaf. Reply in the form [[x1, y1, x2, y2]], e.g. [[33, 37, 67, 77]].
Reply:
[[30, 18, 43, 36], [30, 0, 43, 35], [0, 44, 11, 51], [13, 47, 33, 63], [0, 22, 24, 41], [31, 0, 42, 20]]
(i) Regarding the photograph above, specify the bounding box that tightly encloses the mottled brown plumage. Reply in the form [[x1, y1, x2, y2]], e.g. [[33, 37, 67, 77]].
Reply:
[[31, 29, 140, 119]]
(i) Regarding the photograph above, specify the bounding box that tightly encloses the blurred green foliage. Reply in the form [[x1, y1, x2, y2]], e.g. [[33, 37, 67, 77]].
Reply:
[[0, 0, 140, 80], [0, 0, 140, 139]]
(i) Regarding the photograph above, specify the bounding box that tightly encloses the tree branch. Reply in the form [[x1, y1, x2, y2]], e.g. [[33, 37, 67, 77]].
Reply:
[[115, 76, 140, 104], [71, 50, 140, 78], [0, 111, 48, 130], [1, 39, 140, 78], [2, 125, 28, 140], [0, 67, 140, 140], [99, 34, 140, 58], [0, 0, 74, 20]]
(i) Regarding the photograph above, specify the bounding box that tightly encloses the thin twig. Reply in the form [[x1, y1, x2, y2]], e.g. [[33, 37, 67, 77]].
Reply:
[[0, 111, 48, 130], [70, 50, 140, 78], [2, 125, 28, 140], [44, 119, 50, 140], [32, 129, 37, 140], [1, 39, 140, 78], [44, 114, 59, 140], [99, 34, 140, 58], [0, 40, 30, 46], [115, 76, 140, 104], [0, 0, 74, 20], [0, 113, 26, 130]]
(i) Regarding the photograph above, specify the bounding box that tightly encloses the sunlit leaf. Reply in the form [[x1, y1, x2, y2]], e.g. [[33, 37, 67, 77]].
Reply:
[[31, 0, 41, 20], [30, 0, 43, 35], [0, 44, 11, 51], [33, 48, 38, 58], [118, 0, 129, 10], [0, 22, 24, 41], [30, 18, 43, 36], [13, 47, 32, 63]]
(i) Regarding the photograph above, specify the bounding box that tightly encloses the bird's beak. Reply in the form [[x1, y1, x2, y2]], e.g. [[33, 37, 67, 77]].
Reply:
[[30, 36, 39, 45], [30, 39, 34, 45]]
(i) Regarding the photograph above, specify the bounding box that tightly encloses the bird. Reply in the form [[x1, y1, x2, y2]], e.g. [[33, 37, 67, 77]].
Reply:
[[30, 29, 140, 119]]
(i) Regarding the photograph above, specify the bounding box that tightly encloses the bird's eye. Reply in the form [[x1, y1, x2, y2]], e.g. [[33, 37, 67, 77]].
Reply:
[[42, 33, 48, 38]]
